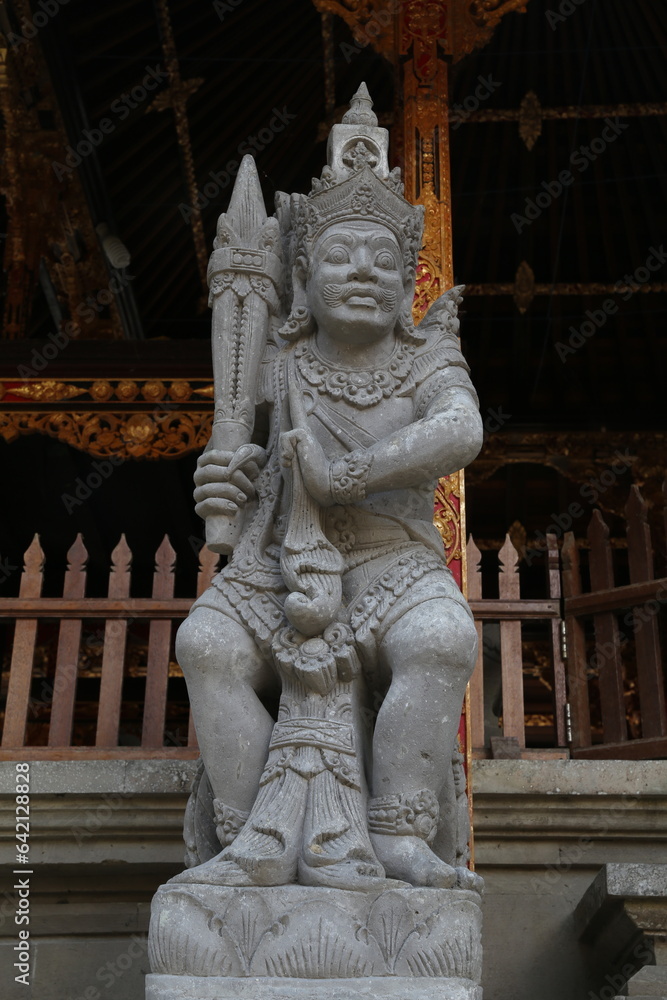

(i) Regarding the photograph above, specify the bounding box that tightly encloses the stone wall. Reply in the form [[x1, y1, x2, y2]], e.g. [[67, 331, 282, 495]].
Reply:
[[1, 759, 665, 999]]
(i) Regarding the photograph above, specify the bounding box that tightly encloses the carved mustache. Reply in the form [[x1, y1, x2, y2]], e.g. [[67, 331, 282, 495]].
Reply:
[[322, 283, 398, 312]]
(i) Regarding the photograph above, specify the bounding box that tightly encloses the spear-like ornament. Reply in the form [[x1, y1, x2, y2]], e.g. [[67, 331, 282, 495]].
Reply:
[[204, 155, 283, 553]]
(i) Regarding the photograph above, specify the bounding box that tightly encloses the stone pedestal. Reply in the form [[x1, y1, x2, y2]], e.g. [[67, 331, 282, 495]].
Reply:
[[147, 884, 482, 999], [575, 863, 667, 999]]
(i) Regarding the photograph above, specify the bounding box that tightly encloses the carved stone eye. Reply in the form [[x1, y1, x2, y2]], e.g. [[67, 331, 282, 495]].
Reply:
[[325, 246, 350, 264], [375, 251, 397, 270]]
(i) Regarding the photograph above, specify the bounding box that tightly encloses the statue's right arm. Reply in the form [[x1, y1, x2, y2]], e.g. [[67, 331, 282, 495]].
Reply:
[[193, 443, 267, 521]]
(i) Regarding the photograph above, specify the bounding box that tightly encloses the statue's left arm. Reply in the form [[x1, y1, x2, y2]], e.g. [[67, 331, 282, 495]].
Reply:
[[285, 372, 483, 506], [356, 380, 483, 490]]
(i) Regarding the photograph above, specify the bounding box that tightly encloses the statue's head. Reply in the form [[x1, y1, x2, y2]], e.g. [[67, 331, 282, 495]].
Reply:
[[302, 219, 411, 346], [277, 85, 425, 346]]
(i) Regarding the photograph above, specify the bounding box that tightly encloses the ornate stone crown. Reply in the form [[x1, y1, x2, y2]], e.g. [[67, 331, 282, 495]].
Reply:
[[277, 84, 424, 274]]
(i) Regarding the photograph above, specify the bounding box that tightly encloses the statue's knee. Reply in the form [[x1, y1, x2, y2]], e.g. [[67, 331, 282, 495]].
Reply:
[[389, 602, 477, 683], [444, 607, 478, 679], [175, 608, 240, 681]]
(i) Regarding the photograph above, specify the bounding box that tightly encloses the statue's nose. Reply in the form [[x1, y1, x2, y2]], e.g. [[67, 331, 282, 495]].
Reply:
[[347, 255, 377, 282]]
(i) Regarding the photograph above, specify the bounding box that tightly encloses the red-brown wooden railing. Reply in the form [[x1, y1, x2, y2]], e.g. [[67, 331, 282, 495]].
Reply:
[[0, 534, 220, 759], [466, 532, 567, 757], [563, 486, 667, 760], [1, 485, 665, 760], [0, 530, 567, 760]]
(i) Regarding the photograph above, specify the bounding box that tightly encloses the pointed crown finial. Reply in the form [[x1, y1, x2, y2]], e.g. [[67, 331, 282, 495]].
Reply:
[[342, 82, 377, 127]]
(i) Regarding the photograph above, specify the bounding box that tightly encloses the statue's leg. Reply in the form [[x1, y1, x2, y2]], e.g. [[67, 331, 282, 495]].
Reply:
[[173, 605, 309, 886], [175, 606, 277, 814], [370, 597, 481, 890]]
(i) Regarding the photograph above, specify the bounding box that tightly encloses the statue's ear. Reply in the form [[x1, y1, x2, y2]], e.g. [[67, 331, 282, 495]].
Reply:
[[402, 265, 416, 307], [291, 252, 308, 307]]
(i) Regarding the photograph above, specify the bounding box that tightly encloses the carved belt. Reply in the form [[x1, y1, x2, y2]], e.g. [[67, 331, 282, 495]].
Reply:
[[269, 718, 355, 756]]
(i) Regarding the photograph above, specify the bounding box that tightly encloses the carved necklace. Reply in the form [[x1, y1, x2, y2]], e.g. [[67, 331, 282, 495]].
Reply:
[[294, 337, 415, 409]]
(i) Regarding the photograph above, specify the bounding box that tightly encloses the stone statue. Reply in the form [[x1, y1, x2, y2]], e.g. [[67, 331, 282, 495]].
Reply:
[[147, 84, 485, 1000]]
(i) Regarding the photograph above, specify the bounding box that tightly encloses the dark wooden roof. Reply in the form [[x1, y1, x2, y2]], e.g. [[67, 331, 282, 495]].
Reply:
[[2, 0, 666, 435]]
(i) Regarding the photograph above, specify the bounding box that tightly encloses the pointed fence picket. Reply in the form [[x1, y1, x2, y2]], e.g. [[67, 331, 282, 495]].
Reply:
[[48, 535, 88, 747], [466, 531, 565, 755], [141, 537, 177, 749], [0, 534, 220, 758], [95, 536, 132, 748], [1, 536, 44, 748], [0, 479, 665, 760], [563, 482, 667, 759]]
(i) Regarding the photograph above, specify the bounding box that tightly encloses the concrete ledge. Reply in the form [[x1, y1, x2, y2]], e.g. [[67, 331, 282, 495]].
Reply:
[[146, 974, 482, 1000], [472, 760, 667, 869], [472, 759, 667, 797]]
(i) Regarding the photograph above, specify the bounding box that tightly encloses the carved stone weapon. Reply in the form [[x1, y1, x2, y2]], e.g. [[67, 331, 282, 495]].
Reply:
[[205, 155, 283, 553]]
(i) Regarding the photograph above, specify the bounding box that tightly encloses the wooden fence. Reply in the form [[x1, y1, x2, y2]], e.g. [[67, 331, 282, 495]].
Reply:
[[0, 489, 665, 759], [563, 486, 667, 760], [466, 532, 567, 756], [0, 535, 219, 759]]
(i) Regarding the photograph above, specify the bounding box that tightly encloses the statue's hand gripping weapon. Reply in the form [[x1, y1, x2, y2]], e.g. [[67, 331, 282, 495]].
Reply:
[[205, 155, 283, 554]]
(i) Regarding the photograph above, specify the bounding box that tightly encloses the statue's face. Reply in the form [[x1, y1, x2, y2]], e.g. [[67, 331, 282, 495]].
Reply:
[[306, 221, 409, 345]]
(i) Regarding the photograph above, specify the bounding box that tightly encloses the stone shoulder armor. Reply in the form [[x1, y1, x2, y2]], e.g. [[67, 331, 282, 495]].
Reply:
[[400, 327, 479, 421]]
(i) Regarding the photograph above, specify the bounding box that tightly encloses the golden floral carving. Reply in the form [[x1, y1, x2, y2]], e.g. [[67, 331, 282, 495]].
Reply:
[[8, 380, 87, 402], [90, 380, 114, 401], [168, 381, 193, 401], [413, 253, 443, 320], [518, 90, 542, 150], [434, 473, 462, 565], [141, 380, 167, 402], [3, 379, 209, 404], [115, 380, 139, 401], [0, 410, 214, 460], [468, 0, 528, 28], [513, 260, 535, 314], [312, 0, 530, 63]]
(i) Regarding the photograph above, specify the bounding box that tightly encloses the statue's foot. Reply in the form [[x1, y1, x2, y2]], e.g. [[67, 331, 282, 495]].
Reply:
[[299, 857, 408, 892], [455, 866, 484, 894], [370, 834, 458, 889], [168, 848, 296, 887], [168, 858, 260, 887]]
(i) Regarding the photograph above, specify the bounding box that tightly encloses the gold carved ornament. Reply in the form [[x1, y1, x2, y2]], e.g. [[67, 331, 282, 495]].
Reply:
[[312, 0, 529, 64], [433, 472, 463, 567], [0, 411, 214, 461], [0, 379, 214, 460]]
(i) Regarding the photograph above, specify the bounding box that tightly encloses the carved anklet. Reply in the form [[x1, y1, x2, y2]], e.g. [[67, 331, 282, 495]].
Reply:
[[368, 789, 439, 845], [213, 799, 250, 848]]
